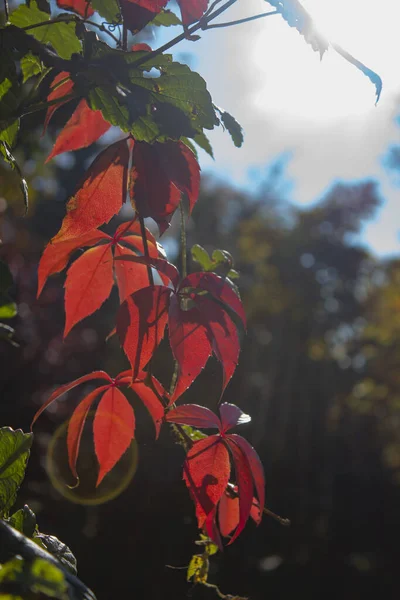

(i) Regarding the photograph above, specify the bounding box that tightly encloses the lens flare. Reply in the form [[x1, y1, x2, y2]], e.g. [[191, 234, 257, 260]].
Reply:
[[46, 413, 138, 505]]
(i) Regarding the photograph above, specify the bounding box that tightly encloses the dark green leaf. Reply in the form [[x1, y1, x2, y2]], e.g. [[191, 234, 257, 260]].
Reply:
[[193, 131, 214, 159], [0, 556, 68, 600], [0, 142, 28, 213], [0, 428, 33, 517], [9, 505, 37, 538], [35, 535, 77, 576], [0, 323, 18, 347], [10, 2, 82, 59], [215, 107, 243, 148]]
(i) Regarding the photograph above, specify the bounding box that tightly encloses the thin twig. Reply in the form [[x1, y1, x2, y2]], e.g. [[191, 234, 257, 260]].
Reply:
[[22, 16, 120, 46], [204, 10, 278, 29], [3, 0, 9, 22], [138, 214, 154, 286], [179, 201, 187, 279]]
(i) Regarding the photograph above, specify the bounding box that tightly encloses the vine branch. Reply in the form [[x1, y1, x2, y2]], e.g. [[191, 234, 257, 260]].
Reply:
[[204, 9, 278, 29]]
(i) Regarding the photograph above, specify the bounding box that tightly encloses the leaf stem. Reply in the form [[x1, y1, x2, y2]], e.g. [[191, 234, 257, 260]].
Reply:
[[3, 0, 9, 22], [204, 10, 278, 29], [138, 214, 154, 286]]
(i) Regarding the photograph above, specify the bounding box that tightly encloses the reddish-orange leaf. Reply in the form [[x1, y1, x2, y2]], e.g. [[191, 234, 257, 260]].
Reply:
[[130, 378, 165, 438], [218, 492, 239, 538], [64, 244, 114, 337], [226, 434, 265, 517], [113, 245, 152, 302], [183, 435, 230, 528], [114, 220, 159, 258], [31, 371, 113, 428], [67, 385, 109, 481], [52, 139, 129, 243], [43, 72, 74, 134], [168, 295, 212, 402], [176, 0, 209, 25], [37, 230, 110, 297], [46, 99, 111, 163], [195, 296, 240, 397], [117, 285, 170, 378], [158, 141, 200, 214], [224, 439, 253, 544], [93, 386, 135, 486], [56, 0, 94, 17]]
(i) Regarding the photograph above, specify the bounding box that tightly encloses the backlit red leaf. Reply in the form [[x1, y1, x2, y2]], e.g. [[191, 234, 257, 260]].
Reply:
[[114, 246, 153, 302], [64, 244, 114, 337], [224, 439, 253, 544], [226, 434, 265, 516], [120, 0, 168, 32], [183, 435, 230, 528], [181, 272, 246, 328], [168, 295, 212, 401], [52, 139, 129, 242], [219, 403, 251, 434], [218, 492, 239, 538], [43, 72, 74, 134], [176, 0, 209, 25], [46, 99, 111, 163], [131, 377, 165, 438], [115, 254, 180, 289], [37, 230, 110, 297], [67, 385, 109, 480], [93, 386, 135, 486], [31, 370, 113, 428], [195, 295, 240, 397], [56, 0, 94, 17], [166, 404, 221, 429], [117, 285, 170, 378], [114, 220, 159, 258]]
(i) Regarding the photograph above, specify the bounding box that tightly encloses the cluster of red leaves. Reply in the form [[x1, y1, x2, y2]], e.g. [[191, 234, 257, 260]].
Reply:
[[36, 9, 266, 546], [32, 370, 165, 486], [56, 0, 211, 26], [166, 403, 265, 546]]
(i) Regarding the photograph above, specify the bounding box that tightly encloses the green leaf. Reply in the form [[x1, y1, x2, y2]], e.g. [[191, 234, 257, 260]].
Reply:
[[0, 262, 13, 293], [0, 556, 68, 600], [35, 535, 77, 576], [91, 0, 120, 23], [30, 558, 68, 600], [0, 142, 28, 213], [20, 53, 43, 83], [191, 244, 213, 271], [193, 131, 214, 159], [215, 107, 243, 148], [180, 425, 207, 442], [151, 9, 181, 27], [0, 323, 18, 347], [0, 428, 33, 517], [9, 505, 37, 538], [10, 2, 81, 59], [0, 121, 19, 153], [0, 296, 17, 319]]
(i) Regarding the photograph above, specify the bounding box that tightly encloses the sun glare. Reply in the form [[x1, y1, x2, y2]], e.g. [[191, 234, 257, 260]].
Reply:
[[251, 0, 399, 121]]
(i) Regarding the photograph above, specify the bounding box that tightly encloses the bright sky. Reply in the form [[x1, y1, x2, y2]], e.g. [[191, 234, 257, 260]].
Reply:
[[157, 0, 400, 256]]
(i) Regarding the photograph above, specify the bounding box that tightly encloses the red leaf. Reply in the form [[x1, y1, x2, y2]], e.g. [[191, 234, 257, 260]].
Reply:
[[181, 272, 246, 328], [226, 434, 265, 516], [31, 371, 113, 428], [115, 220, 159, 258], [67, 385, 109, 480], [117, 285, 170, 378], [219, 403, 251, 434], [64, 244, 114, 337], [114, 246, 153, 302], [183, 435, 230, 528], [131, 43, 152, 52], [52, 139, 129, 242], [120, 0, 167, 31], [56, 0, 94, 17], [37, 230, 110, 297], [46, 99, 111, 163], [131, 377, 165, 438], [195, 296, 240, 397], [168, 295, 212, 401], [166, 404, 221, 429], [176, 0, 209, 25], [93, 386, 135, 486], [43, 72, 74, 134], [218, 492, 239, 538], [114, 254, 180, 289], [223, 439, 253, 544], [130, 140, 199, 232]]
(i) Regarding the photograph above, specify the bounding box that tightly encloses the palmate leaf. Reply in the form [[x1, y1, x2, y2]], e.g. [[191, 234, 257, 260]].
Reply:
[[167, 403, 264, 545], [9, 2, 82, 60], [33, 370, 165, 484]]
